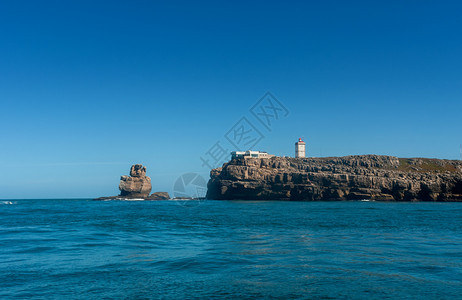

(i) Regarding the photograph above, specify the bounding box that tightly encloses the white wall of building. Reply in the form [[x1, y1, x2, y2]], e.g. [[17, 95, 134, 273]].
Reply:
[[295, 142, 306, 158]]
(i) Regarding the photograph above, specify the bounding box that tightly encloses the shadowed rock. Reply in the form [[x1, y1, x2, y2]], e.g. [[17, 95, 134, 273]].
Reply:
[[129, 164, 147, 177], [146, 192, 170, 200]]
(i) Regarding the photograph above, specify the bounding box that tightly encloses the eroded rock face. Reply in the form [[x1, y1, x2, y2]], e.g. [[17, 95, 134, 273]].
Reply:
[[119, 164, 152, 198], [130, 164, 147, 177], [206, 155, 462, 201]]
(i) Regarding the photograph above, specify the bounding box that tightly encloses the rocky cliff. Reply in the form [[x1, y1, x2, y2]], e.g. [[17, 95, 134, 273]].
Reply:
[[206, 155, 462, 201]]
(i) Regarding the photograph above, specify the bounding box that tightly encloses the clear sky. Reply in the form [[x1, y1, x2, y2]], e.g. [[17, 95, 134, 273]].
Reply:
[[1, 1, 461, 199]]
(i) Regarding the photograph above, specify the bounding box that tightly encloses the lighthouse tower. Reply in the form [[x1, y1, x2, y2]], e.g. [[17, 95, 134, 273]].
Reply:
[[295, 138, 306, 158]]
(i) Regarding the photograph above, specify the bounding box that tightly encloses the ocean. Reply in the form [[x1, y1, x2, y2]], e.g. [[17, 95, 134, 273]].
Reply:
[[1, 199, 461, 299]]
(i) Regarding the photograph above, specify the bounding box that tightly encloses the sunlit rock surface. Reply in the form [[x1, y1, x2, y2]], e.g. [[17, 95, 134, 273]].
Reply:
[[206, 155, 462, 201]]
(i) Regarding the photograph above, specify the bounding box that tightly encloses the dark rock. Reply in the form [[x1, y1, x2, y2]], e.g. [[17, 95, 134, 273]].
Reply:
[[146, 192, 170, 200], [206, 155, 462, 201], [93, 196, 121, 201], [130, 164, 147, 177]]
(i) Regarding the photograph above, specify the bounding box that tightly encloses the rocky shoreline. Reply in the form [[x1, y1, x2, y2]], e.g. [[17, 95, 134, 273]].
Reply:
[[94, 192, 171, 201], [206, 155, 462, 201]]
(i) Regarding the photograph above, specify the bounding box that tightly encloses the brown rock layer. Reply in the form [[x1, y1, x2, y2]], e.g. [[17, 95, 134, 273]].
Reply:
[[146, 192, 171, 200], [206, 155, 462, 201], [119, 164, 152, 198]]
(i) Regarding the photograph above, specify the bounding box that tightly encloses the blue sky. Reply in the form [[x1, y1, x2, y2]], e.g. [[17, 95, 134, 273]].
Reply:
[[1, 1, 461, 198]]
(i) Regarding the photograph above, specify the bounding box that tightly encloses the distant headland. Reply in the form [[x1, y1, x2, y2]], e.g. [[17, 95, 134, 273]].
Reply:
[[207, 155, 462, 201], [207, 138, 462, 201]]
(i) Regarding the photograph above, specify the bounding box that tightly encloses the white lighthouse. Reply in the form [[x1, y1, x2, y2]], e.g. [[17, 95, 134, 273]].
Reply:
[[295, 138, 306, 158]]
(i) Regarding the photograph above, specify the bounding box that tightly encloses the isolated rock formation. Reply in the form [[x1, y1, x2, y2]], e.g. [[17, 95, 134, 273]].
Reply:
[[206, 155, 462, 201], [119, 164, 152, 198], [95, 164, 172, 200]]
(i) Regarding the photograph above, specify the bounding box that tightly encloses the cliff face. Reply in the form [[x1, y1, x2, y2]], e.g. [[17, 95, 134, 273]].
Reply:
[[206, 155, 462, 201]]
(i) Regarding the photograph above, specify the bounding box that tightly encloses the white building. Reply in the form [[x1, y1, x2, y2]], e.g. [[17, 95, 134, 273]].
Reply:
[[295, 138, 306, 158], [231, 150, 275, 159]]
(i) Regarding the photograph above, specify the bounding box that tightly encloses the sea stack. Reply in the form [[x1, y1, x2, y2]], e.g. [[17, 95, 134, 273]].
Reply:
[[94, 164, 170, 200], [119, 164, 152, 198]]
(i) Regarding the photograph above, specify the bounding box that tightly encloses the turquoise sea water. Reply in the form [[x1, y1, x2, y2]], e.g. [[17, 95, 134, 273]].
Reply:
[[0, 199, 461, 299]]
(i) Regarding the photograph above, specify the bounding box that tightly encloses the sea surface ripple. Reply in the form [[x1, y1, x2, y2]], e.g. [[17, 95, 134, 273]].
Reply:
[[0, 199, 461, 299]]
